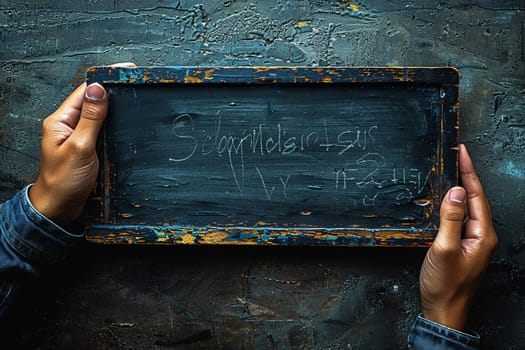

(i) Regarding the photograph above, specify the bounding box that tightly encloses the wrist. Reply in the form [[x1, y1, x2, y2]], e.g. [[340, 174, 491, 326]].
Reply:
[[421, 302, 469, 331], [29, 180, 84, 228]]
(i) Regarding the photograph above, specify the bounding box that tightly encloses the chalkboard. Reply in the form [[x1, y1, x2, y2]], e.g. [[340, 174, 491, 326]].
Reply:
[[85, 67, 459, 246]]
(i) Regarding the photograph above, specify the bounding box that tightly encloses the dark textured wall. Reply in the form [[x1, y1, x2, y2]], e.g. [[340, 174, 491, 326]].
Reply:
[[0, 1, 523, 348]]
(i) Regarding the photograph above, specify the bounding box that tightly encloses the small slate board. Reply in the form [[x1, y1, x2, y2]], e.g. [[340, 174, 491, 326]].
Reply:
[[85, 67, 459, 246]]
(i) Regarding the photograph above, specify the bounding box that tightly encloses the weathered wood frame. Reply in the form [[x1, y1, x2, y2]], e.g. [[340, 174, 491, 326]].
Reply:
[[85, 67, 459, 247]]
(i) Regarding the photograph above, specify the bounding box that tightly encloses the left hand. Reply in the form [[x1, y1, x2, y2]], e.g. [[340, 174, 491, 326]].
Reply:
[[418, 144, 498, 330]]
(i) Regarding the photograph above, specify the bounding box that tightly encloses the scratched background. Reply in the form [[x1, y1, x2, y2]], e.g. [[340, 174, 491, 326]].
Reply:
[[0, 1, 524, 348]]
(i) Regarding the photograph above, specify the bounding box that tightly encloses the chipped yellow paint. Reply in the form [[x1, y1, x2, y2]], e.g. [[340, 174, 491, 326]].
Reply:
[[156, 236, 170, 243], [154, 230, 170, 243], [203, 68, 215, 80], [184, 76, 204, 83], [347, 2, 359, 12], [181, 233, 196, 244], [255, 221, 272, 226], [199, 231, 228, 244], [297, 20, 312, 27], [254, 67, 273, 72], [326, 68, 341, 75], [375, 230, 433, 246], [87, 226, 437, 247], [199, 231, 229, 244]]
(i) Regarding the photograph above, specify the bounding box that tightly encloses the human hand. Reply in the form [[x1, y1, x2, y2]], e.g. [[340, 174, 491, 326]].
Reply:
[[419, 144, 498, 331], [29, 62, 136, 228]]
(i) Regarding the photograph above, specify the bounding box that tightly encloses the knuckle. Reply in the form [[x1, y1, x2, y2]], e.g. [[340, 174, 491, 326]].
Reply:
[[42, 117, 53, 131], [487, 234, 499, 251], [477, 230, 498, 255], [433, 240, 459, 258], [82, 102, 104, 121], [66, 137, 93, 155]]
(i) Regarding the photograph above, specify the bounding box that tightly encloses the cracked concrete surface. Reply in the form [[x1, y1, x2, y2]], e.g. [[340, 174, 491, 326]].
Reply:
[[0, 1, 524, 348]]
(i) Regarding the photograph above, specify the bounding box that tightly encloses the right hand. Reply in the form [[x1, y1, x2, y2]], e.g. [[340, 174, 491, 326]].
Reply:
[[29, 62, 137, 228]]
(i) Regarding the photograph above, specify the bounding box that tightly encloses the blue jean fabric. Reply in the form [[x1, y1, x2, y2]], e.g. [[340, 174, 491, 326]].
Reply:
[[408, 314, 480, 349], [0, 185, 83, 319]]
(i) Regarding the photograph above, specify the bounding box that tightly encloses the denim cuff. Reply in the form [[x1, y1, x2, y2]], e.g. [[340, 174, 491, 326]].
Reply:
[[0, 185, 84, 265], [408, 315, 480, 350]]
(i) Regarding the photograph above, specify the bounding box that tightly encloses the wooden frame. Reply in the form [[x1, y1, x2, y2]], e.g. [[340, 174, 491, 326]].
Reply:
[[85, 67, 459, 247]]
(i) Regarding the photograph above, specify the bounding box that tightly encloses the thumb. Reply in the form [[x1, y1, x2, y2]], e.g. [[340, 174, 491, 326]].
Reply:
[[69, 83, 108, 149], [435, 186, 467, 249]]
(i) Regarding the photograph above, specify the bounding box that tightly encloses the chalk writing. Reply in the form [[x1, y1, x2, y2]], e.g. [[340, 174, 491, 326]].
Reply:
[[165, 113, 432, 207], [170, 114, 377, 160]]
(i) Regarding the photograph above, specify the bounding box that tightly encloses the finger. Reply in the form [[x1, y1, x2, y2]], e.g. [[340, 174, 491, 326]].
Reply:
[[54, 63, 135, 114], [40, 84, 86, 148], [55, 63, 135, 115], [47, 83, 85, 128], [60, 83, 86, 111], [68, 83, 108, 150], [435, 186, 467, 249], [110, 62, 137, 68], [459, 144, 492, 226]]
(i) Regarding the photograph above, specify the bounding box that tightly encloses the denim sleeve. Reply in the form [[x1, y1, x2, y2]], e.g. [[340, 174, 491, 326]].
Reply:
[[408, 315, 480, 350], [0, 185, 84, 319]]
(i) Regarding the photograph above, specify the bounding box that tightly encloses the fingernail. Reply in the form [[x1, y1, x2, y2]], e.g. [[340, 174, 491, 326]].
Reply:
[[449, 187, 466, 204], [85, 83, 105, 101]]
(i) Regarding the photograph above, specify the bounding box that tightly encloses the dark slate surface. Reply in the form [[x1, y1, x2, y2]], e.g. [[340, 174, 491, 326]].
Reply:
[[85, 68, 458, 246], [0, 1, 523, 348]]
